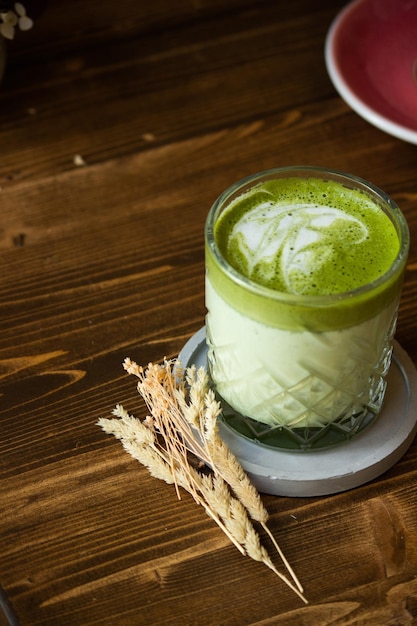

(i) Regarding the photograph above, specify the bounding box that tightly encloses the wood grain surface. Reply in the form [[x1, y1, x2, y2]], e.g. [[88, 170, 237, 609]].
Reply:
[[2, 1, 417, 624]]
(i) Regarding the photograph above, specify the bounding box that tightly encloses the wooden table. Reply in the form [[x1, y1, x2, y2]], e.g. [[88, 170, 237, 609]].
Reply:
[[2, 1, 417, 624]]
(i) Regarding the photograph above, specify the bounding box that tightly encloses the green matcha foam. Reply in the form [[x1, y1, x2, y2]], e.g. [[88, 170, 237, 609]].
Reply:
[[216, 178, 399, 295], [206, 170, 409, 331]]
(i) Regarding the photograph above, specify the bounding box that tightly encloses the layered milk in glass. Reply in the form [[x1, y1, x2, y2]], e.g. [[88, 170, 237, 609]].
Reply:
[[205, 168, 409, 448]]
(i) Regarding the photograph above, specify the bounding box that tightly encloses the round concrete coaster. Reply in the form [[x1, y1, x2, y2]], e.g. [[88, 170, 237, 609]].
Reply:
[[178, 327, 417, 497]]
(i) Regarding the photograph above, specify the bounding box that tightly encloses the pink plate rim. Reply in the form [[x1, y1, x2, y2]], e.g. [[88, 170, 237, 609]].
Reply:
[[325, 0, 417, 145]]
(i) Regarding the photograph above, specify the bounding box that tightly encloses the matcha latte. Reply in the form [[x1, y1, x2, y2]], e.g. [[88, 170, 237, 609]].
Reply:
[[205, 167, 409, 448]]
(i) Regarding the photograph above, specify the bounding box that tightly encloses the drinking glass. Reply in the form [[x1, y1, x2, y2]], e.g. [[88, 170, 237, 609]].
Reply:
[[205, 167, 409, 450]]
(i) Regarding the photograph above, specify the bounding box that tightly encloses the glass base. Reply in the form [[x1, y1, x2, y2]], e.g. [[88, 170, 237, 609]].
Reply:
[[217, 386, 385, 451]]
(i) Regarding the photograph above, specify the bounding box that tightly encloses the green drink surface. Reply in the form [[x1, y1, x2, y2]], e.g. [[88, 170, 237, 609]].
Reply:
[[214, 177, 400, 296]]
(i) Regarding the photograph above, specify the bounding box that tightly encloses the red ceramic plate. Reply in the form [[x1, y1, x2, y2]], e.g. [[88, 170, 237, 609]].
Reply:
[[325, 0, 417, 144]]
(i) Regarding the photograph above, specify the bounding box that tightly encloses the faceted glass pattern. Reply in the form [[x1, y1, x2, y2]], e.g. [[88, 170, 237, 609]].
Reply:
[[206, 313, 398, 450]]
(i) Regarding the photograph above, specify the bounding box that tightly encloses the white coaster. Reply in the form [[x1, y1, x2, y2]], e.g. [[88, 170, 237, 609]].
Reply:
[[178, 327, 417, 497]]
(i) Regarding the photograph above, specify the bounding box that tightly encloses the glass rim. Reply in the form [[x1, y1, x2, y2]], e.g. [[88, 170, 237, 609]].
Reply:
[[205, 165, 410, 306]]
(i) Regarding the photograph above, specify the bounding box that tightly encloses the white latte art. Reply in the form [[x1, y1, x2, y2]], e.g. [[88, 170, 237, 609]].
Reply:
[[229, 203, 369, 294]]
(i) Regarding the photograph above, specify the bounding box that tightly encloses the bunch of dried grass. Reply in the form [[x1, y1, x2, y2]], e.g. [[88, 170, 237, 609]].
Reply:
[[97, 357, 307, 604]]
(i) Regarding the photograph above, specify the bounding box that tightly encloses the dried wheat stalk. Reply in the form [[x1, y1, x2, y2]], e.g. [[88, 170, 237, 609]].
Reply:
[[97, 357, 307, 604]]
